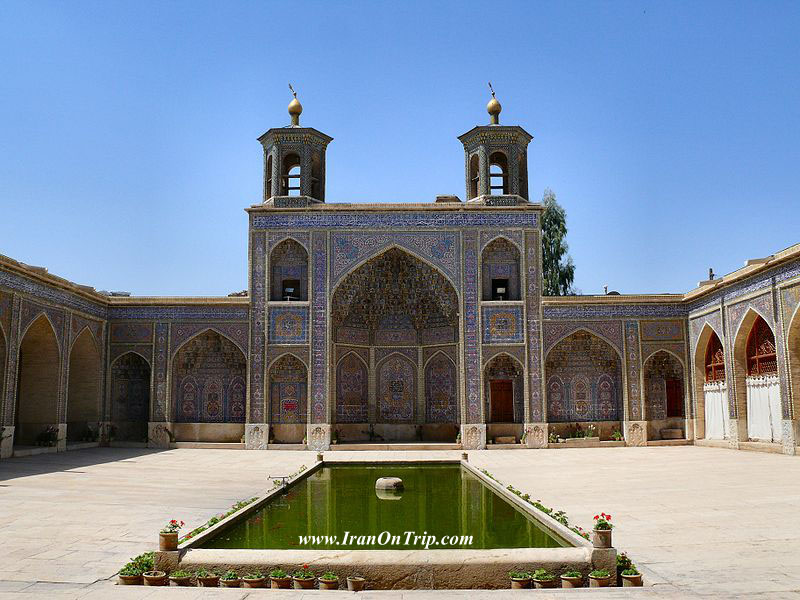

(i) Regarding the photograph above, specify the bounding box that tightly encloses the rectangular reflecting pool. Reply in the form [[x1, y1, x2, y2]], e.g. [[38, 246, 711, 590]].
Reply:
[[199, 463, 566, 550]]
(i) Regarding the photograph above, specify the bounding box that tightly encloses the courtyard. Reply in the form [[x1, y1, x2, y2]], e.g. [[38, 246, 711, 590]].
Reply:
[[0, 446, 798, 599]]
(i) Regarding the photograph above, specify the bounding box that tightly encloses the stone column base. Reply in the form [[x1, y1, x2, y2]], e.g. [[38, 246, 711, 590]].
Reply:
[[148, 422, 171, 449], [523, 422, 548, 448], [591, 547, 618, 585], [57, 423, 67, 451], [0, 426, 14, 459], [460, 424, 486, 450], [729, 418, 743, 449], [624, 421, 647, 447], [684, 418, 695, 441], [782, 420, 798, 455], [307, 424, 331, 451], [245, 424, 269, 450]]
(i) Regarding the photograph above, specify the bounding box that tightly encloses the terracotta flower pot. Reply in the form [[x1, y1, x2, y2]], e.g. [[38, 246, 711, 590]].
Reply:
[[159, 531, 178, 551], [220, 578, 241, 588], [118, 574, 143, 585], [169, 575, 192, 586], [592, 527, 612, 548], [242, 577, 266, 588], [197, 575, 220, 587], [347, 576, 366, 591], [270, 576, 292, 589], [589, 574, 613, 588], [622, 573, 643, 587], [294, 576, 315, 589], [533, 578, 557, 589], [142, 571, 168, 586], [510, 577, 531, 589], [560, 575, 583, 588], [319, 577, 339, 590]]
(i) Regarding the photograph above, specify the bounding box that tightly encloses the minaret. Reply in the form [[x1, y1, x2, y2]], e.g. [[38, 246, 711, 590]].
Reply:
[[457, 84, 533, 204], [258, 85, 333, 206]]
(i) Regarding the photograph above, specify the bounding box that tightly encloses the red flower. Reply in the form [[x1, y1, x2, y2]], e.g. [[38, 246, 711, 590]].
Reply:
[[606, 515, 611, 520], [594, 515, 599, 520], [303, 564, 309, 570]]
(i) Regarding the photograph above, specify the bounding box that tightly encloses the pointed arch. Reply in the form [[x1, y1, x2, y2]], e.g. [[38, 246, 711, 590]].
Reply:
[[171, 329, 246, 423], [484, 352, 525, 424], [787, 301, 800, 421], [425, 351, 458, 423], [335, 351, 368, 424], [170, 326, 247, 359], [693, 324, 726, 440], [376, 352, 416, 423], [110, 351, 151, 441], [545, 326, 624, 361], [733, 309, 781, 442], [69, 324, 100, 354], [545, 330, 623, 423], [270, 238, 309, 301], [15, 314, 60, 445], [269, 353, 308, 425], [481, 236, 521, 301], [0, 323, 6, 425], [66, 328, 102, 441], [643, 350, 685, 423]]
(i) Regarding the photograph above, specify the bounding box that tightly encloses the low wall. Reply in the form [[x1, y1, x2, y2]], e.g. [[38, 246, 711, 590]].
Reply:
[[171, 423, 244, 443]]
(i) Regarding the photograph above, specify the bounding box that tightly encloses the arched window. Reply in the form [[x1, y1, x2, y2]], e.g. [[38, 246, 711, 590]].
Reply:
[[265, 155, 273, 198], [705, 333, 725, 382], [481, 237, 520, 301], [281, 153, 301, 196], [469, 154, 480, 199], [270, 239, 308, 301], [489, 151, 508, 195], [746, 316, 777, 376]]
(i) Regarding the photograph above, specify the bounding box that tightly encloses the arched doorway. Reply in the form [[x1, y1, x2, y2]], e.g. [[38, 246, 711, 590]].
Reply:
[[66, 329, 102, 442], [268, 354, 307, 444], [15, 315, 60, 446], [484, 354, 524, 443], [545, 330, 622, 439], [111, 352, 151, 442], [734, 313, 781, 442], [695, 327, 728, 440], [171, 329, 246, 443], [643, 351, 685, 439], [788, 304, 800, 424], [330, 248, 460, 442]]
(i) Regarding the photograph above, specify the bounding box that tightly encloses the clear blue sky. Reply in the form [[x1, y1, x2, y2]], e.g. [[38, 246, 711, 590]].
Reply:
[[1, 1, 798, 296]]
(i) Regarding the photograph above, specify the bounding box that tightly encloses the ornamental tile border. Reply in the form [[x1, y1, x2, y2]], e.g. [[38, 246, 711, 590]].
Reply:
[[526, 231, 544, 421], [0, 269, 106, 319], [543, 320, 624, 356], [267, 231, 310, 252], [543, 303, 687, 319], [463, 231, 480, 422], [170, 322, 249, 358], [625, 320, 642, 420], [108, 305, 249, 320], [109, 344, 153, 365], [267, 306, 309, 345], [153, 323, 168, 421], [482, 305, 525, 344], [310, 231, 328, 423], [251, 211, 538, 230], [249, 232, 266, 422]]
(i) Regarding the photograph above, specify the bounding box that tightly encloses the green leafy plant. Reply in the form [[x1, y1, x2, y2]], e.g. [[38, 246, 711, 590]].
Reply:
[[130, 552, 154, 572], [593, 512, 613, 530], [617, 552, 632, 570], [160, 519, 184, 534], [561, 569, 582, 578], [622, 566, 640, 576], [293, 564, 314, 579], [243, 572, 265, 579], [531, 568, 554, 581], [589, 569, 610, 578], [320, 571, 338, 581], [119, 562, 143, 576], [221, 570, 239, 580], [508, 570, 529, 579], [548, 432, 560, 443], [195, 568, 217, 578], [611, 429, 623, 441], [269, 567, 289, 578], [170, 569, 191, 578]]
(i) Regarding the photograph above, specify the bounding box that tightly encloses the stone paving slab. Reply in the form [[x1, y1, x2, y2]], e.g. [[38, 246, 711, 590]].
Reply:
[[1, 446, 800, 599]]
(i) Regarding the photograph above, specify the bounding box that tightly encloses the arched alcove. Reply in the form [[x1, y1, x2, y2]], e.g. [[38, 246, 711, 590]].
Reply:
[[269, 354, 307, 444], [484, 354, 524, 440], [110, 352, 151, 442], [695, 326, 728, 440], [335, 352, 368, 424], [15, 315, 60, 446], [788, 305, 800, 422], [643, 351, 685, 439], [481, 237, 521, 301], [270, 239, 309, 301], [66, 329, 102, 442]]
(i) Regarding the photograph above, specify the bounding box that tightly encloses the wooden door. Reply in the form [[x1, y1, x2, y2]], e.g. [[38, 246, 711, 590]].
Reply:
[[490, 380, 514, 423], [666, 379, 683, 418]]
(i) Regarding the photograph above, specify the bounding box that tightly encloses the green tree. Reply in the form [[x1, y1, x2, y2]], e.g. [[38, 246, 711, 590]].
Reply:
[[541, 188, 575, 296]]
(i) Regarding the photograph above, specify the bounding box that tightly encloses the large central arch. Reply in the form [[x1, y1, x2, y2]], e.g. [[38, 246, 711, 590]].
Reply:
[[330, 248, 460, 442]]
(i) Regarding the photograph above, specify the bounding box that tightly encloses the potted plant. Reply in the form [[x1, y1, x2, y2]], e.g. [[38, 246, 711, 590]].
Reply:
[[530, 568, 556, 589], [588, 569, 613, 588], [508, 569, 531, 589], [270, 567, 292, 589], [159, 519, 184, 551], [560, 569, 583, 588], [195, 568, 219, 587], [220, 570, 240, 588], [592, 512, 613, 548], [347, 575, 366, 591], [611, 429, 623, 441], [319, 571, 339, 590], [293, 564, 315, 589], [143, 570, 167, 586], [621, 566, 643, 587], [118, 562, 143, 585], [242, 572, 266, 588], [616, 551, 632, 585], [168, 569, 192, 586]]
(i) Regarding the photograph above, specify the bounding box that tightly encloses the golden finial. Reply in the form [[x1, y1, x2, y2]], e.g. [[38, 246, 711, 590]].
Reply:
[[288, 83, 302, 126], [487, 81, 501, 125]]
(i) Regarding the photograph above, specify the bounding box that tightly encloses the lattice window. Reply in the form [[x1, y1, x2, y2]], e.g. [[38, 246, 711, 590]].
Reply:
[[704, 333, 725, 382], [746, 316, 777, 376]]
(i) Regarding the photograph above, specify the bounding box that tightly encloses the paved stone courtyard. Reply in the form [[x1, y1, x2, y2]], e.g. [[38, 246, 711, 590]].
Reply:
[[0, 446, 799, 599]]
